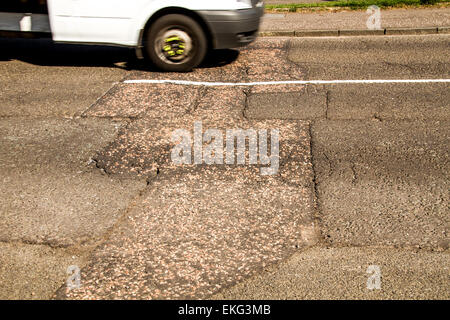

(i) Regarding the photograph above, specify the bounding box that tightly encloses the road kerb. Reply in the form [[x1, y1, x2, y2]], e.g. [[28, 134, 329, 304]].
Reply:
[[339, 29, 385, 36], [294, 30, 339, 37], [259, 30, 295, 37], [385, 27, 438, 35], [259, 27, 448, 37]]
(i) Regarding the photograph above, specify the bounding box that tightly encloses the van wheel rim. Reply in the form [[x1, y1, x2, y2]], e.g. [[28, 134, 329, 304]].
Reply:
[[156, 29, 193, 64]]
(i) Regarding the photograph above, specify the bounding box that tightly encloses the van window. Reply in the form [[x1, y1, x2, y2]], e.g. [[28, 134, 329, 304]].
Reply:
[[0, 0, 48, 14]]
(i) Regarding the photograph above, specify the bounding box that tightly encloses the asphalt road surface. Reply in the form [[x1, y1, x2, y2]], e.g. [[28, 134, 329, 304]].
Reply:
[[0, 34, 448, 299]]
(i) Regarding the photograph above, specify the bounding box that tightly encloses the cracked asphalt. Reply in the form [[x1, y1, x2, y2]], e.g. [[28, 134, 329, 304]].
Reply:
[[0, 34, 448, 300]]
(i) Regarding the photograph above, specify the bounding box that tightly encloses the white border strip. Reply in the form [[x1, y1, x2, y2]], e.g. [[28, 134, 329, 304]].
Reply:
[[124, 79, 450, 86]]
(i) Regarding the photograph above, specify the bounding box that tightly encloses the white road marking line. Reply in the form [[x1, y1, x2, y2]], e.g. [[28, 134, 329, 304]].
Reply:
[[124, 79, 450, 86]]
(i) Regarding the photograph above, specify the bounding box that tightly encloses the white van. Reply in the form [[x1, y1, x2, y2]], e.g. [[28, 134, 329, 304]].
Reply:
[[0, 0, 264, 71]]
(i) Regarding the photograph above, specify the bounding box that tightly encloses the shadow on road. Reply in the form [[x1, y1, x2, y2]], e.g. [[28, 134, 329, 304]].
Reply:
[[0, 37, 240, 71]]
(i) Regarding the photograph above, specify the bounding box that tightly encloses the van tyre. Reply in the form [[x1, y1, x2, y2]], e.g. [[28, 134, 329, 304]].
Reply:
[[145, 14, 207, 72]]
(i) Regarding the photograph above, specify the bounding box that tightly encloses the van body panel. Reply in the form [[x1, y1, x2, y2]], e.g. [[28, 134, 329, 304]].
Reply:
[[198, 7, 264, 49], [3, 1, 263, 48]]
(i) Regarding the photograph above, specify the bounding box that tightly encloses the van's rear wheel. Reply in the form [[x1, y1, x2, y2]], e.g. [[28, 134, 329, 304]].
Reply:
[[145, 14, 207, 72]]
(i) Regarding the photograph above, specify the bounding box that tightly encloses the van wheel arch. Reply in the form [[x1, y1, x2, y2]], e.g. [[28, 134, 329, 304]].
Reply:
[[140, 7, 214, 53]]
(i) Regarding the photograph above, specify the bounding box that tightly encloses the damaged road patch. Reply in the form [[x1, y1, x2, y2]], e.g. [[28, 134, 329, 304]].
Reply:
[[59, 39, 319, 299], [61, 117, 318, 299]]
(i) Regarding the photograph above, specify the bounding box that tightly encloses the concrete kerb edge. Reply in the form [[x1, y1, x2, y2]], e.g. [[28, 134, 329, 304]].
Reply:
[[259, 27, 449, 37]]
